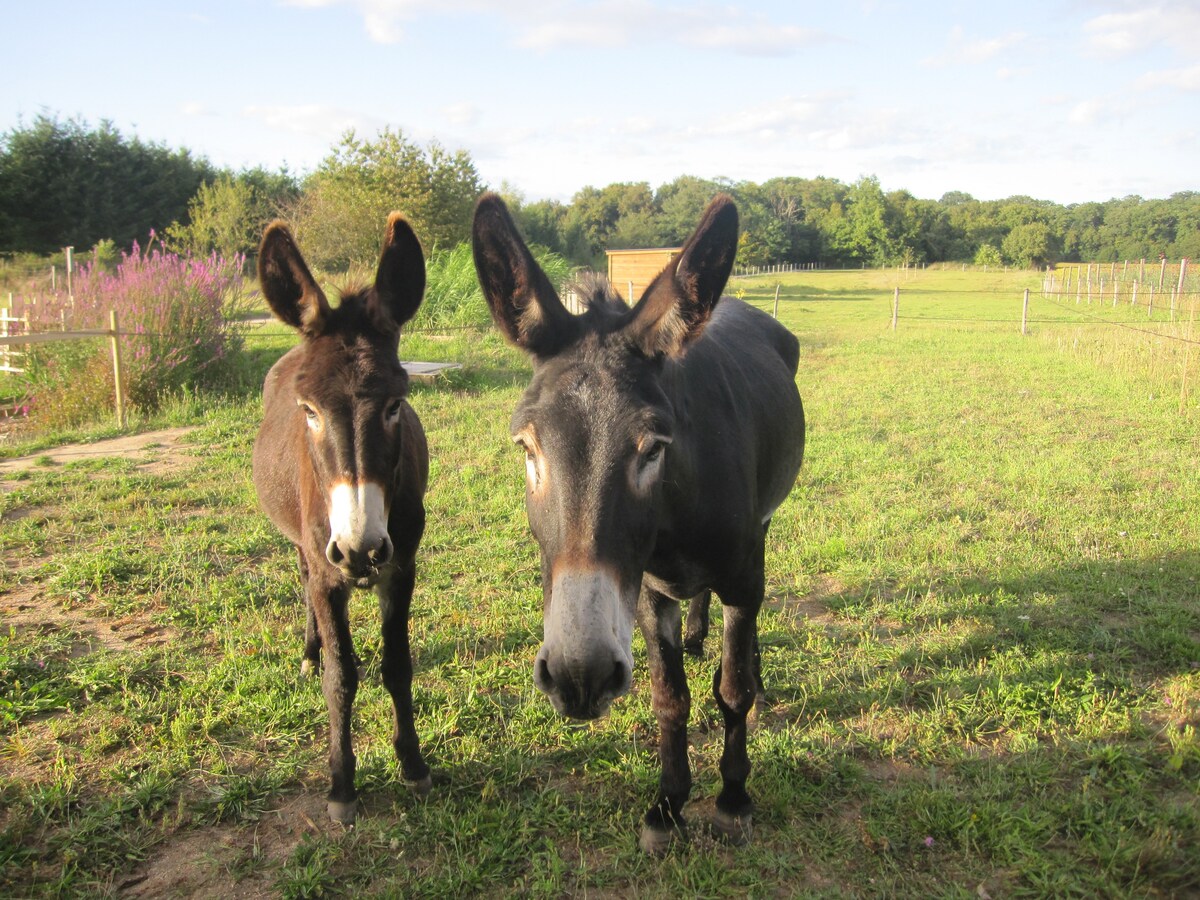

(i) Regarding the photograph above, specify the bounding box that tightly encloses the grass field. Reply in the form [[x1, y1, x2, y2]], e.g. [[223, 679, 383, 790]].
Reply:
[[1, 267, 1197, 897]]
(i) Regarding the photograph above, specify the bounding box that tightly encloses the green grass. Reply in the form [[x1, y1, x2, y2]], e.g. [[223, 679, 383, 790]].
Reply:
[[1, 268, 1197, 897]]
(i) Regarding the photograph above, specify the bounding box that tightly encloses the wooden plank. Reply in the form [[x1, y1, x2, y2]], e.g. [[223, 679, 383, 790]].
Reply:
[[402, 361, 461, 381], [0, 329, 108, 347]]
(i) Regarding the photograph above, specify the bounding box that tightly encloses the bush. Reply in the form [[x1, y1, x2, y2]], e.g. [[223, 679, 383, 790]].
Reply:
[[974, 243, 1003, 268], [22, 235, 246, 424], [409, 242, 573, 332]]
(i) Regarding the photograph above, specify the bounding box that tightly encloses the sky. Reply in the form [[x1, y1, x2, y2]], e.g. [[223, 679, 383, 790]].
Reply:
[[3, 1, 1197, 206]]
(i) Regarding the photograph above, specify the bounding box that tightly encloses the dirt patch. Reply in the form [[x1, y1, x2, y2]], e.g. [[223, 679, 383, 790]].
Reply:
[[119, 793, 332, 899], [765, 575, 845, 626], [0, 426, 198, 479], [0, 586, 176, 656]]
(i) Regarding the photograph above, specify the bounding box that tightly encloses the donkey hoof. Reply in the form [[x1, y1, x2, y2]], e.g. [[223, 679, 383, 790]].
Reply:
[[326, 799, 358, 825], [300, 659, 316, 677], [407, 774, 433, 798], [682, 639, 704, 658], [639, 823, 683, 856], [712, 809, 753, 846]]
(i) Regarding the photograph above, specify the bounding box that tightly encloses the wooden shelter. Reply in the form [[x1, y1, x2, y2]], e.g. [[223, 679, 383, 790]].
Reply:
[[605, 247, 681, 303]]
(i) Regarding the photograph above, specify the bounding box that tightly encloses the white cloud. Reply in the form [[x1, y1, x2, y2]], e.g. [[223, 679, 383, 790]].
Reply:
[[289, 0, 835, 55], [679, 23, 829, 57], [442, 102, 482, 126], [1135, 63, 1200, 91], [695, 95, 828, 139], [281, 0, 497, 44], [241, 104, 382, 142], [1068, 98, 1106, 125], [1083, 4, 1200, 57], [517, 20, 628, 50], [995, 66, 1031, 80], [922, 25, 1028, 67]]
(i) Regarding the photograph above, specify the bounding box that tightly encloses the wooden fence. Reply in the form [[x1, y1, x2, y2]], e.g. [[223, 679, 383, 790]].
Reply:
[[0, 310, 127, 426]]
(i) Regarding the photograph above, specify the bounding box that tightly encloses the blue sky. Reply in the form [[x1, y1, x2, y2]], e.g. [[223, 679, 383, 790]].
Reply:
[[3, 1, 1197, 205]]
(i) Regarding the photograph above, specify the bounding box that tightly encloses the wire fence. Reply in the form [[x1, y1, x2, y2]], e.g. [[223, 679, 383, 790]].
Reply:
[[754, 270, 1198, 414], [4, 261, 1196, 420]]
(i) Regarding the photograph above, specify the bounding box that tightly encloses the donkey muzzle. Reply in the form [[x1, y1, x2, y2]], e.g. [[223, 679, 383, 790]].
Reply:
[[326, 481, 392, 585], [534, 567, 635, 720]]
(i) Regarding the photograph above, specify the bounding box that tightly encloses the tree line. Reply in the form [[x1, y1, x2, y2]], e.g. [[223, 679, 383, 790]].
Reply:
[[2, 114, 1196, 274]]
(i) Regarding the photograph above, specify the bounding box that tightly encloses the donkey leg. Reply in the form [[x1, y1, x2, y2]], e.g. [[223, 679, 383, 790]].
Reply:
[[683, 590, 711, 657], [299, 551, 321, 677], [636, 586, 692, 855], [309, 574, 359, 824], [712, 570, 765, 845], [379, 561, 431, 796]]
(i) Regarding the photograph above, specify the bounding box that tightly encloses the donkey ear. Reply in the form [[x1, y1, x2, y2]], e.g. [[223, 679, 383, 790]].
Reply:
[[372, 212, 426, 331], [625, 194, 739, 358], [258, 221, 330, 337], [472, 192, 580, 357]]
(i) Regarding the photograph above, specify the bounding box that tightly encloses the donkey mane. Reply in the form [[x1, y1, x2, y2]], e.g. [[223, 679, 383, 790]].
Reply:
[[306, 287, 408, 352], [567, 271, 648, 337]]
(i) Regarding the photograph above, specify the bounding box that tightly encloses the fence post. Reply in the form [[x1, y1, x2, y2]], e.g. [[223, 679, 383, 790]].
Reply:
[[1181, 293, 1197, 415], [1177, 258, 1189, 297], [1160, 257, 1168, 290], [0, 308, 8, 373], [891, 287, 899, 330], [773, 283, 781, 318], [109, 310, 126, 428], [1022, 289, 1030, 335]]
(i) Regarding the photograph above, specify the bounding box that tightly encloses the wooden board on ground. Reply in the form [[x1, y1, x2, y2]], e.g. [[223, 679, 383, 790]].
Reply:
[[403, 361, 461, 381]]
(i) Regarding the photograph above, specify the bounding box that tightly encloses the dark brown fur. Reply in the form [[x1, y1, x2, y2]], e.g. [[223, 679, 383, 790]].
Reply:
[[252, 214, 431, 823], [473, 193, 805, 852]]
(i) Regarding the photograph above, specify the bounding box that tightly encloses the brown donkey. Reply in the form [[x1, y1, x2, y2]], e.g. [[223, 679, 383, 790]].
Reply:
[[253, 214, 431, 823]]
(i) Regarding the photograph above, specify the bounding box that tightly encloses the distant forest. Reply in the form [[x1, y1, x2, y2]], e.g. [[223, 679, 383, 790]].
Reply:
[[2, 115, 1196, 271]]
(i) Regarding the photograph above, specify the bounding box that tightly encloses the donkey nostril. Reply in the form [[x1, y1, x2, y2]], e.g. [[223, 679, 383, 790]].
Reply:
[[606, 659, 631, 699], [533, 654, 555, 695], [326, 541, 345, 566], [368, 539, 391, 566]]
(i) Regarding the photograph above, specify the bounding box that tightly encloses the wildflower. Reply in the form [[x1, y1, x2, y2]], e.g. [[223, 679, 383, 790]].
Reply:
[[924, 836, 935, 848]]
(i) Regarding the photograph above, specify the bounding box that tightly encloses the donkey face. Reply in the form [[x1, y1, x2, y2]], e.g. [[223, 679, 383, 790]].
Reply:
[[473, 194, 738, 719], [258, 214, 425, 586]]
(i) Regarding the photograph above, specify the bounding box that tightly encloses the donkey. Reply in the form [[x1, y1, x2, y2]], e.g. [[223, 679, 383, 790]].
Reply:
[[472, 193, 805, 852], [253, 214, 431, 824]]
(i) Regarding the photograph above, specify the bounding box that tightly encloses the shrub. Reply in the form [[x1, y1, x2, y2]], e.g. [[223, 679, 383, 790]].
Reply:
[[410, 242, 573, 332], [974, 243, 1003, 268], [22, 235, 245, 424]]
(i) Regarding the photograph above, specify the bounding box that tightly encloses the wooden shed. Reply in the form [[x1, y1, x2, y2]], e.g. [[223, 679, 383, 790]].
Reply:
[[605, 247, 681, 303]]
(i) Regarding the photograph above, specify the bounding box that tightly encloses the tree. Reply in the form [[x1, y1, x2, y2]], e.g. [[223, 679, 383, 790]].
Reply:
[[657, 176, 724, 245], [287, 128, 483, 269], [562, 182, 659, 267], [974, 243, 1003, 267], [0, 113, 213, 253], [1002, 222, 1058, 268], [165, 175, 258, 260]]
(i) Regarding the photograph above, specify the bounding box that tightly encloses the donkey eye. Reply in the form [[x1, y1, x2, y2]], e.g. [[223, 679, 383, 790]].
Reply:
[[640, 436, 671, 465], [298, 401, 320, 426], [384, 399, 403, 421]]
